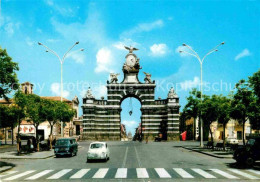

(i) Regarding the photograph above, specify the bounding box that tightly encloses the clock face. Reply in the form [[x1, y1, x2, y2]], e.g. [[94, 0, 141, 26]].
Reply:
[[126, 55, 136, 67]]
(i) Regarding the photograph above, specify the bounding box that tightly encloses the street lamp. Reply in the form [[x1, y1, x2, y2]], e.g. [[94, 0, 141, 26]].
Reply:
[[179, 42, 224, 147], [38, 41, 84, 137]]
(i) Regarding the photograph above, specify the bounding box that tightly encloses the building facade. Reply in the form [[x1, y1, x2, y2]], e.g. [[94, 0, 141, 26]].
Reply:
[[0, 82, 82, 141], [82, 47, 180, 141]]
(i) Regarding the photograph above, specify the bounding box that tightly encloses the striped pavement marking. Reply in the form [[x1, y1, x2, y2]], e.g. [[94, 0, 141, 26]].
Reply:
[[173, 168, 194, 178], [155, 168, 171, 178], [25, 170, 53, 180], [2, 168, 260, 180], [92, 168, 109, 178], [0, 171, 18, 178], [246, 169, 260, 175], [115, 168, 127, 178], [70, 169, 90, 179], [192, 168, 216, 178], [3, 170, 35, 181], [47, 169, 72, 179], [210, 169, 239, 179], [228, 169, 260, 180], [136, 168, 149, 178]]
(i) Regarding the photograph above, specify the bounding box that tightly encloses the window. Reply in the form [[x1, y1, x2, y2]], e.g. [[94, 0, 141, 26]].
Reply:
[[237, 131, 242, 140]]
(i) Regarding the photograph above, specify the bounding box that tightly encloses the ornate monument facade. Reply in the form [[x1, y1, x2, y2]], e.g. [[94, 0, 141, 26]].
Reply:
[[82, 47, 180, 140]]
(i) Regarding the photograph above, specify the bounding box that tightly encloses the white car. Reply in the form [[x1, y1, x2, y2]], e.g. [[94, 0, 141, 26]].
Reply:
[[87, 142, 110, 161]]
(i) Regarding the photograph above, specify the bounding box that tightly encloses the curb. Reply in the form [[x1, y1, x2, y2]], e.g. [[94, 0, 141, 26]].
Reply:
[[182, 147, 233, 159], [0, 166, 13, 173], [0, 154, 55, 160]]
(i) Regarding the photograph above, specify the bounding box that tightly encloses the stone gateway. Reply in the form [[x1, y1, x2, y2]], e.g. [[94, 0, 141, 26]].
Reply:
[[82, 47, 180, 141]]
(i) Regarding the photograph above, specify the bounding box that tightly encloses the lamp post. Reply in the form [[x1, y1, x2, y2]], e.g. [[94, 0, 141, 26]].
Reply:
[[38, 41, 83, 137], [179, 42, 224, 147]]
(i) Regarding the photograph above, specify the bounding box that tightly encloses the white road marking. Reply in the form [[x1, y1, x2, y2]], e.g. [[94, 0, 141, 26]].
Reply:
[[115, 168, 127, 178], [210, 169, 239, 179], [92, 168, 109, 178], [155, 168, 171, 178], [4, 170, 35, 181], [136, 168, 149, 178], [70, 169, 90, 179], [0, 171, 18, 178], [25, 170, 53, 180], [246, 169, 260, 175], [47, 169, 72, 179], [173, 168, 194, 178], [228, 169, 260, 180], [122, 147, 128, 168], [192, 168, 216, 178]]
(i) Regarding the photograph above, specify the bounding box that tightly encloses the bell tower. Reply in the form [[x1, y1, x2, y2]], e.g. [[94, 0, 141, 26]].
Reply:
[[21, 82, 33, 94]]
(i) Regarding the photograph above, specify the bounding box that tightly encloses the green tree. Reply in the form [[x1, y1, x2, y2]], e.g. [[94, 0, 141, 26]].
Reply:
[[13, 90, 27, 153], [248, 70, 260, 131], [200, 95, 219, 148], [0, 47, 19, 100], [182, 89, 201, 140], [217, 95, 232, 151], [230, 79, 255, 145], [25, 94, 45, 151], [0, 105, 20, 145], [40, 99, 75, 149]]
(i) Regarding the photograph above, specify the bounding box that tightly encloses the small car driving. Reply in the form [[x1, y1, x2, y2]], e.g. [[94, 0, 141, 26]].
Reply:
[[54, 138, 78, 157], [87, 142, 110, 162]]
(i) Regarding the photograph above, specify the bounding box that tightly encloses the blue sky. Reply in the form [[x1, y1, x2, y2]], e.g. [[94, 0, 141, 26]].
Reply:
[[0, 0, 259, 135]]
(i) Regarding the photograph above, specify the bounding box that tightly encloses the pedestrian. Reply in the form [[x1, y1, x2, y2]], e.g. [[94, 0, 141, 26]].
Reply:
[[146, 136, 148, 144]]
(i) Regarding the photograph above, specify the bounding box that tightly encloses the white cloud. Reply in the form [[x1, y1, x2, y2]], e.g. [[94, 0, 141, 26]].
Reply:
[[5, 23, 14, 36], [26, 37, 34, 46], [121, 19, 164, 37], [67, 50, 85, 64], [95, 47, 114, 73], [80, 84, 107, 99], [113, 38, 140, 50], [122, 120, 138, 128], [175, 46, 192, 57], [149, 43, 169, 57], [234, 49, 251, 61], [3, 21, 20, 36], [50, 83, 70, 98], [36, 28, 42, 33], [180, 77, 200, 90], [45, 0, 76, 17], [46, 39, 60, 43]]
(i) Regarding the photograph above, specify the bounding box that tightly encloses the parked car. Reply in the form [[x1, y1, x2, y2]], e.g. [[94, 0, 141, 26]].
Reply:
[[226, 137, 239, 144], [54, 138, 78, 157], [87, 142, 110, 162], [233, 137, 260, 167]]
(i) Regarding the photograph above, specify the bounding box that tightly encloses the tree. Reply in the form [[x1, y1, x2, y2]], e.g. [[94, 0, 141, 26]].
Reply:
[[40, 99, 75, 149], [248, 69, 260, 100], [0, 105, 20, 145], [25, 94, 45, 151], [217, 95, 232, 151], [182, 89, 201, 140], [230, 79, 255, 145], [0, 47, 19, 100], [248, 70, 260, 131], [200, 95, 219, 149], [13, 90, 27, 153]]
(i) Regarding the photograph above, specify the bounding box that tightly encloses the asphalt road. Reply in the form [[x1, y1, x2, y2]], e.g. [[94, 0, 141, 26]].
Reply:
[[0, 141, 260, 181]]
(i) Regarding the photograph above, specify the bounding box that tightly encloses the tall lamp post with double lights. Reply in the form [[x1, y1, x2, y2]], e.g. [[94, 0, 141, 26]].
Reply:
[[38, 41, 84, 137], [179, 42, 224, 147]]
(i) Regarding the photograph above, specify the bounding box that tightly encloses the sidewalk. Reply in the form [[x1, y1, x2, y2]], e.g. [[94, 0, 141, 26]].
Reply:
[[182, 145, 234, 159], [0, 149, 55, 159]]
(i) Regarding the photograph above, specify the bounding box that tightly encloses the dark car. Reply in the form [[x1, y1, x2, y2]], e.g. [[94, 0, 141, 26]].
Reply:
[[233, 137, 260, 167], [54, 138, 78, 157]]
